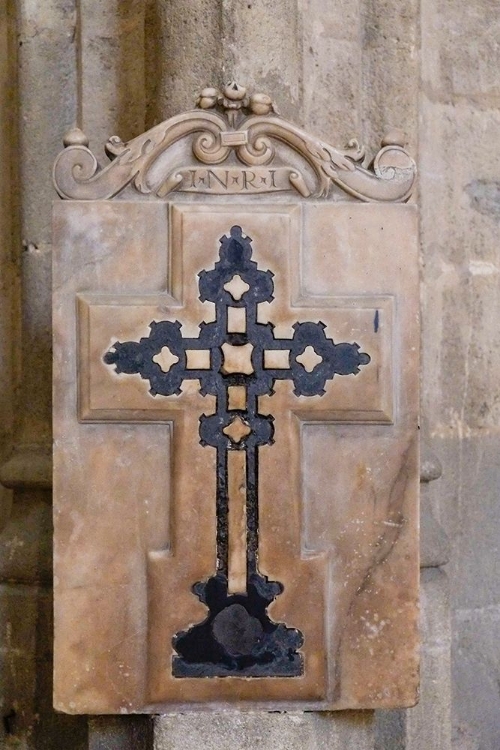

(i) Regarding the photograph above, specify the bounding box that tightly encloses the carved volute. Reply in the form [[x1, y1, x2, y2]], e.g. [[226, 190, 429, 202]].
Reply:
[[53, 82, 416, 203]]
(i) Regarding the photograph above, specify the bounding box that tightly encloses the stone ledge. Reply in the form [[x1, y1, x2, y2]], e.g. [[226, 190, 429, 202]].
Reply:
[[0, 445, 52, 490], [420, 443, 443, 483]]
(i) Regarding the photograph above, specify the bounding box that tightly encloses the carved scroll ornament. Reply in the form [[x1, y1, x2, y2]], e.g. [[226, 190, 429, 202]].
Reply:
[[53, 81, 416, 202]]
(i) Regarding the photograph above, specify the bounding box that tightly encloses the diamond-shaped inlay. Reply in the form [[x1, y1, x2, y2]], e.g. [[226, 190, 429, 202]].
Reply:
[[296, 345, 322, 373], [223, 416, 251, 444], [221, 342, 254, 375], [224, 274, 250, 301], [153, 346, 179, 373]]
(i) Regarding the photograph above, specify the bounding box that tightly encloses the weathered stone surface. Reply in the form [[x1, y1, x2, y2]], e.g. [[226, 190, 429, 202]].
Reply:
[[80, 0, 146, 162], [302, 0, 362, 142], [0, 3, 85, 747], [0, 492, 52, 584], [375, 568, 452, 750], [155, 711, 375, 750], [17, 0, 77, 245], [375, 708, 406, 750], [145, 0, 222, 124], [420, 0, 500, 744], [53, 194, 419, 713], [419, 443, 448, 569], [0, 0, 16, 534], [453, 604, 500, 750], [361, 0, 419, 156], [222, 0, 301, 121], [0, 583, 88, 750], [0, 445, 52, 490], [420, 486, 449, 569], [407, 568, 451, 749], [88, 716, 153, 750], [19, 243, 52, 446], [427, 435, 500, 749]]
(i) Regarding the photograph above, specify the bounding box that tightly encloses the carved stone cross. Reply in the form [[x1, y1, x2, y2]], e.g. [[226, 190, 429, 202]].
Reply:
[[102, 224, 370, 678], [52, 82, 419, 714]]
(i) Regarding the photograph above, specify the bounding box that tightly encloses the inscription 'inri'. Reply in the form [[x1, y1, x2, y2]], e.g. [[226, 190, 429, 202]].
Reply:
[[187, 168, 278, 190], [104, 226, 371, 678]]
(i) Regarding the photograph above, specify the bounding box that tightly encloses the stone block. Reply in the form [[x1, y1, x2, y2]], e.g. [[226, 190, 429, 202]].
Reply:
[[405, 568, 451, 750], [0, 492, 52, 584], [375, 568, 452, 750], [0, 583, 87, 749], [17, 0, 77, 243], [88, 716, 153, 750], [155, 711, 375, 750]]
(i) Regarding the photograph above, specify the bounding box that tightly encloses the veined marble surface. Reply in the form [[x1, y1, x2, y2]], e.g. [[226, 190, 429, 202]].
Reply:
[[53, 199, 419, 713]]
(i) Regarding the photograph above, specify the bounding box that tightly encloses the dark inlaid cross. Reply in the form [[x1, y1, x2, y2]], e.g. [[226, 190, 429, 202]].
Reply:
[[104, 225, 370, 678]]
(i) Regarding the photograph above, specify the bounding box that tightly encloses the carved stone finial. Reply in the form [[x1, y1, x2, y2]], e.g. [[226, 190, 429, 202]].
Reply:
[[198, 87, 220, 110], [63, 127, 89, 148], [248, 93, 273, 116], [381, 128, 407, 148], [196, 81, 277, 121], [222, 81, 247, 104], [104, 135, 126, 159]]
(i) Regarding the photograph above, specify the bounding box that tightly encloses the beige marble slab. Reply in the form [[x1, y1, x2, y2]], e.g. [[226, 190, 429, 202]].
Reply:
[[53, 200, 419, 713]]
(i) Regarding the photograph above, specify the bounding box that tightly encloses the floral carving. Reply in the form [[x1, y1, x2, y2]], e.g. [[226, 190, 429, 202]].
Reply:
[[197, 81, 276, 122], [53, 81, 416, 202]]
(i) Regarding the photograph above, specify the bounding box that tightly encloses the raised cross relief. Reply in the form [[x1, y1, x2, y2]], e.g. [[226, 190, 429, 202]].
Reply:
[[103, 225, 370, 679], [53, 84, 419, 714]]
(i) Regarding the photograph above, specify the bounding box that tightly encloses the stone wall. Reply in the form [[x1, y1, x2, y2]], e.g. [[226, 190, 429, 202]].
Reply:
[[0, 0, 497, 747], [420, 2, 500, 748]]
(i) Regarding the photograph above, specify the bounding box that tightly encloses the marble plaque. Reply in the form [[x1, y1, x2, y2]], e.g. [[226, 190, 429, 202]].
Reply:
[[52, 83, 419, 713]]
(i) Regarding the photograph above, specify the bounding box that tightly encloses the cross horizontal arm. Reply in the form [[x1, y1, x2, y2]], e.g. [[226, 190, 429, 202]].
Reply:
[[260, 320, 371, 397]]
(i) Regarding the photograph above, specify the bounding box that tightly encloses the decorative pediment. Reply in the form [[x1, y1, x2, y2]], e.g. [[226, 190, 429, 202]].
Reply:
[[53, 81, 416, 202]]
